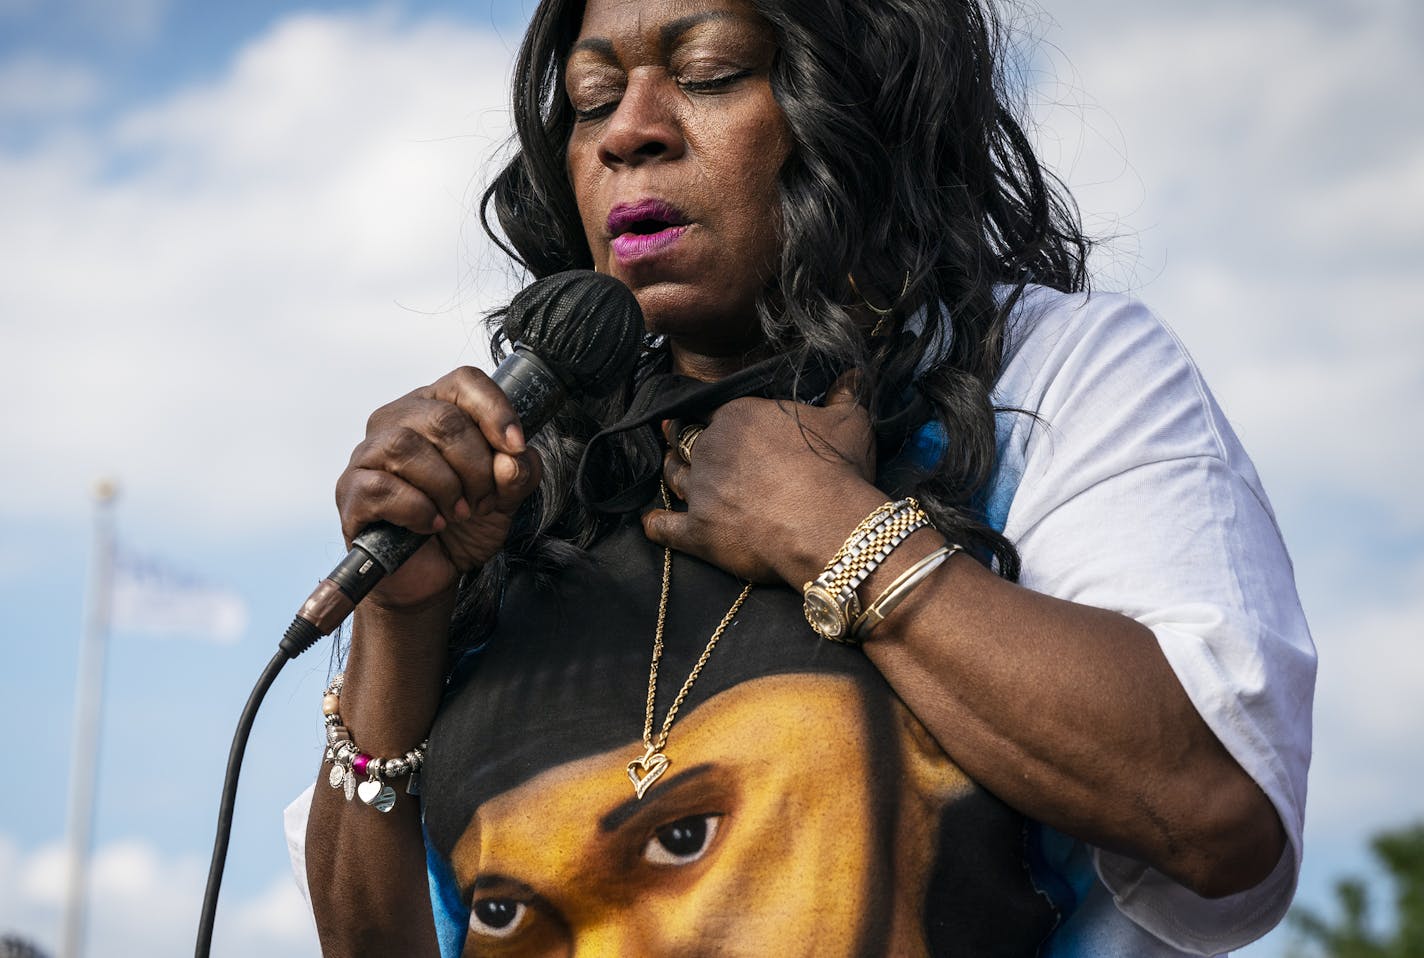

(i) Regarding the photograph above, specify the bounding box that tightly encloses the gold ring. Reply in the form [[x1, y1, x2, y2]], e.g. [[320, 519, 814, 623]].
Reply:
[[676, 424, 705, 463]]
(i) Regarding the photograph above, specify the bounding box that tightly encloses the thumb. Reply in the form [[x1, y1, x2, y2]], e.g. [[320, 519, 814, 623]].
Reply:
[[490, 446, 544, 513], [642, 507, 694, 552]]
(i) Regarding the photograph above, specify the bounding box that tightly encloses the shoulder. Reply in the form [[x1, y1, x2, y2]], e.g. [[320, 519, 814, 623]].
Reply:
[[992, 284, 1269, 501], [998, 285, 1207, 417]]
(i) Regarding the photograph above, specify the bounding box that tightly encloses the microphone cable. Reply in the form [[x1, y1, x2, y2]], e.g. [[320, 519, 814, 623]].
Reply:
[[195, 617, 320, 958]]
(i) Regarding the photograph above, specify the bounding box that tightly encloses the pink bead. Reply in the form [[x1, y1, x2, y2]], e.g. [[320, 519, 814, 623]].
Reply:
[[353, 753, 370, 776]]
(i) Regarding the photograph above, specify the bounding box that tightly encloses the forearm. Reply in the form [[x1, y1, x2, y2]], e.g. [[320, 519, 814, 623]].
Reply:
[[872, 551, 1282, 895], [306, 598, 453, 955], [774, 483, 1285, 897]]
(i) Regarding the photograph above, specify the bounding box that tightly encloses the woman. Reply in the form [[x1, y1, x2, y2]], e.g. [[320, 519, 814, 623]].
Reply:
[[292, 0, 1315, 954]]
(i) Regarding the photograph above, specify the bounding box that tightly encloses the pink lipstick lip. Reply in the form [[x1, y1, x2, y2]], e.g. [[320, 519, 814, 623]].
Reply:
[[611, 224, 689, 265], [607, 198, 692, 266], [606, 198, 689, 237]]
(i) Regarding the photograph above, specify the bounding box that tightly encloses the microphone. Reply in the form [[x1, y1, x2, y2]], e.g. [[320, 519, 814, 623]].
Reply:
[[279, 270, 644, 658]]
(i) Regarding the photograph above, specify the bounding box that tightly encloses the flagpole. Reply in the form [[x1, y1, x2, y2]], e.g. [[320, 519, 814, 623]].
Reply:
[[60, 480, 118, 958]]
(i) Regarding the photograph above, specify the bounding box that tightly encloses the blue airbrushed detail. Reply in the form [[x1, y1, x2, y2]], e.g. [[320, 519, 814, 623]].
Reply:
[[1029, 825, 1103, 956], [903, 410, 1024, 534], [984, 409, 1025, 534], [425, 824, 469, 958], [904, 418, 950, 473]]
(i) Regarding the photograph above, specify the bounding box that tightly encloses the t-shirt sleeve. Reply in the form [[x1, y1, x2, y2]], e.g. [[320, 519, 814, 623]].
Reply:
[[284, 783, 316, 907], [994, 289, 1316, 954]]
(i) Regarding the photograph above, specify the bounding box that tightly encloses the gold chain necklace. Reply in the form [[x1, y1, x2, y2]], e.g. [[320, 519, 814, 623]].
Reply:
[[626, 485, 753, 799]]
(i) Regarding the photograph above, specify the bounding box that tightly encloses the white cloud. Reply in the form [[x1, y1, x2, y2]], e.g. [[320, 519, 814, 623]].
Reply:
[[0, 9, 519, 540], [0, 55, 101, 117], [230, 873, 318, 948], [16, 842, 68, 905], [0, 836, 316, 957], [1304, 556, 1424, 826], [1035, 2, 1424, 270]]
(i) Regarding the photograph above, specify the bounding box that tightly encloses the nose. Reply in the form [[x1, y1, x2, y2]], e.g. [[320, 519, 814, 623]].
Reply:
[[597, 70, 686, 168]]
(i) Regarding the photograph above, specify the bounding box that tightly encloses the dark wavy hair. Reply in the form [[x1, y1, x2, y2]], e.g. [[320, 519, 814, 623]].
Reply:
[[450, 0, 1089, 648]]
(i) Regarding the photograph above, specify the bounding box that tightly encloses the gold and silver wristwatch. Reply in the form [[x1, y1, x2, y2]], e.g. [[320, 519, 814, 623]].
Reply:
[[803, 499, 928, 643]]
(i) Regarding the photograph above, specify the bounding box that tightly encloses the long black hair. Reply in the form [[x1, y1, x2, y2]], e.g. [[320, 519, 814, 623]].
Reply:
[[451, 0, 1089, 648]]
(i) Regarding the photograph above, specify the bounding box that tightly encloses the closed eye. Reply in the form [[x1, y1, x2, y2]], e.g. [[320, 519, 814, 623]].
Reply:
[[573, 100, 619, 122], [678, 70, 752, 94], [642, 813, 722, 866]]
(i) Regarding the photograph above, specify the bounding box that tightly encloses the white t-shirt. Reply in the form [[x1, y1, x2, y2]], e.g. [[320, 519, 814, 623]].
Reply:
[[982, 285, 1313, 956], [285, 285, 1315, 956]]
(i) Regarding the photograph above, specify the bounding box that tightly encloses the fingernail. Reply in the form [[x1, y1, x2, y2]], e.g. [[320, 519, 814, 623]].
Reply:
[[454, 498, 471, 520], [504, 423, 525, 453], [432, 515, 447, 532]]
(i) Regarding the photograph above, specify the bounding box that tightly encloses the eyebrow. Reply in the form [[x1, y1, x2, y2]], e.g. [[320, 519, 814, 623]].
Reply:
[[568, 11, 740, 61], [659, 10, 737, 49], [599, 763, 714, 832], [471, 874, 536, 894], [569, 36, 615, 59]]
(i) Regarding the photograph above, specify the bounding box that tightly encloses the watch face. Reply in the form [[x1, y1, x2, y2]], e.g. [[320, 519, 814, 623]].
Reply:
[[803, 585, 847, 639]]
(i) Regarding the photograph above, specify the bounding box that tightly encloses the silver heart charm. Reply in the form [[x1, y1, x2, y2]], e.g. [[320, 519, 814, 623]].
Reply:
[[357, 779, 397, 813], [328, 765, 345, 789]]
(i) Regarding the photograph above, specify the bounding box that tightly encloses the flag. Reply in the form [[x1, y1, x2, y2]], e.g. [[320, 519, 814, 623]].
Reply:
[[110, 551, 248, 644]]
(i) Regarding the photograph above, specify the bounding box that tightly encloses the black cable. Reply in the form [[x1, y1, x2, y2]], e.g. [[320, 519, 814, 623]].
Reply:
[[195, 615, 320, 957]]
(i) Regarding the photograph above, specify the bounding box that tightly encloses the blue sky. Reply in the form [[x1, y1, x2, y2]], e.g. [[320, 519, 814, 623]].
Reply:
[[1, 0, 1421, 955]]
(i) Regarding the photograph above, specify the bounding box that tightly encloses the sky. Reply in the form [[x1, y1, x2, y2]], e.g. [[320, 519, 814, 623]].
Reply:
[[0, 0, 1420, 955]]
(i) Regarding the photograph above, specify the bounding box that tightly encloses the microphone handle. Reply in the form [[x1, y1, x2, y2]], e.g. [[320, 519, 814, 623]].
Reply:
[[287, 346, 567, 647]]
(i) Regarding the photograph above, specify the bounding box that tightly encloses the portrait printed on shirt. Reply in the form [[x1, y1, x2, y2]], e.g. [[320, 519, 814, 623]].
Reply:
[[423, 520, 1060, 957]]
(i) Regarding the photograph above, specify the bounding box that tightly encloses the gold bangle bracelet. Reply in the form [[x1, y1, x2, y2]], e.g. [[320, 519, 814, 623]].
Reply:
[[851, 544, 962, 640]]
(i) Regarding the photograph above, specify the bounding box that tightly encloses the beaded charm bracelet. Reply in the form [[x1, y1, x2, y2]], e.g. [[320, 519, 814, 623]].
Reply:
[[322, 673, 427, 814]]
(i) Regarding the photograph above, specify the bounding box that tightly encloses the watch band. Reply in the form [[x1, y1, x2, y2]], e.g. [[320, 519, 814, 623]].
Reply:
[[803, 498, 930, 643]]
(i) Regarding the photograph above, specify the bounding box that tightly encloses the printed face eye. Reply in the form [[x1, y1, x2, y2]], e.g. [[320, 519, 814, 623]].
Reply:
[[469, 898, 528, 939], [643, 813, 722, 866]]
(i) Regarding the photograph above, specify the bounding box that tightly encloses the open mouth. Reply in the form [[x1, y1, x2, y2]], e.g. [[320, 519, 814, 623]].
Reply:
[[607, 199, 689, 238], [625, 217, 678, 235], [608, 199, 690, 263]]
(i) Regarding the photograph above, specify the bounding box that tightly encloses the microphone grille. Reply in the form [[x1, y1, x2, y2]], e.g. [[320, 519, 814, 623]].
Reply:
[[503, 271, 644, 398]]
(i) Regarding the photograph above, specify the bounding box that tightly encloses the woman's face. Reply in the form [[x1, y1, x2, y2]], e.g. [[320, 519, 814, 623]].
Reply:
[[564, 0, 791, 362]]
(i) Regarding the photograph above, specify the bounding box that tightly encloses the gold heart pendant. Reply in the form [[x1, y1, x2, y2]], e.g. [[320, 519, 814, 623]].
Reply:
[[626, 747, 670, 799]]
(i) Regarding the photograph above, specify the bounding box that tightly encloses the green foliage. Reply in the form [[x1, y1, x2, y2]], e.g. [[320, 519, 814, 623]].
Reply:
[[1288, 823, 1424, 958]]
